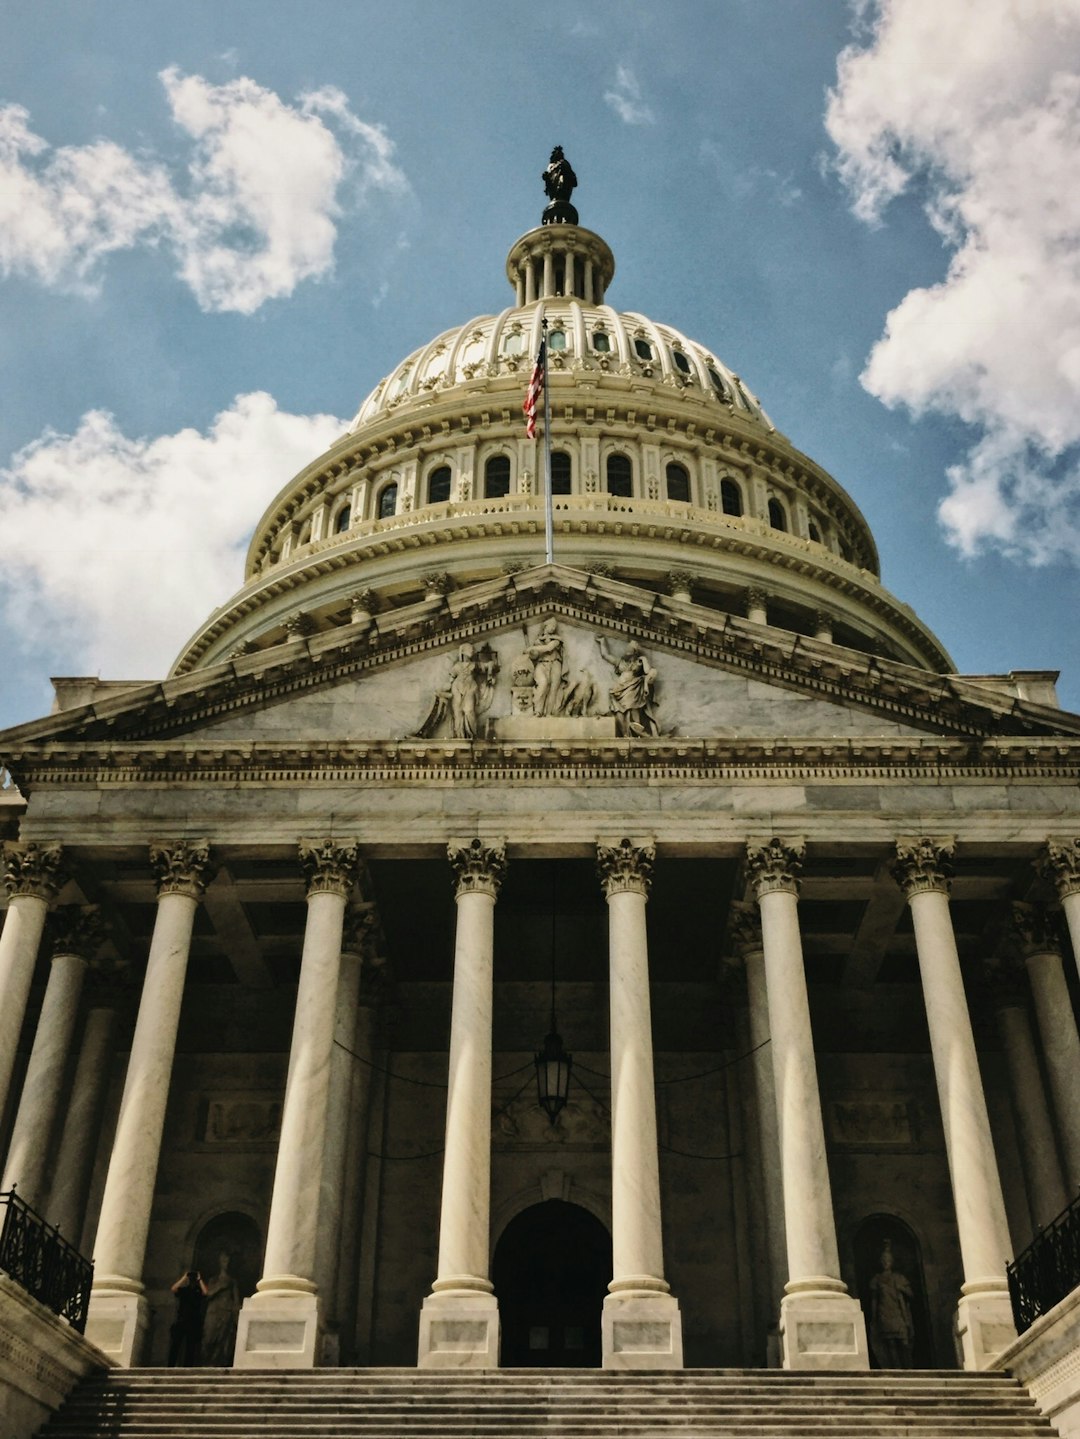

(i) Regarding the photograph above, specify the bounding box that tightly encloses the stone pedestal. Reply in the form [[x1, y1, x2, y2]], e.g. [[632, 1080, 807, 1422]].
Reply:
[[956, 1285, 1022, 1372], [236, 840, 358, 1369], [597, 839, 683, 1371], [418, 839, 505, 1369]]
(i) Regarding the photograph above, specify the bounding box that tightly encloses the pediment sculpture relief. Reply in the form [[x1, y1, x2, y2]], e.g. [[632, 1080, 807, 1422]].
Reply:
[[410, 620, 660, 741]]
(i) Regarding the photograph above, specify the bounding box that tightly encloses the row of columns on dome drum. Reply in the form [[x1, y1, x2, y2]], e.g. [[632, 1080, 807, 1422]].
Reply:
[[3, 837, 1080, 1368]]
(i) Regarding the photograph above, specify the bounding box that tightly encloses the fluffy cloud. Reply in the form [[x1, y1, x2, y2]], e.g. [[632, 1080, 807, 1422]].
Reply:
[[825, 0, 1080, 564], [0, 394, 346, 679], [0, 70, 408, 314], [604, 65, 655, 126]]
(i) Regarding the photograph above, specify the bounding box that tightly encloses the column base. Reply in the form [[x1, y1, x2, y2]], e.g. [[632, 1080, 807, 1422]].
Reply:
[[234, 1282, 321, 1369], [85, 1285, 150, 1367], [779, 1281, 869, 1371], [601, 1287, 683, 1370], [955, 1283, 1017, 1371], [418, 1286, 500, 1369]]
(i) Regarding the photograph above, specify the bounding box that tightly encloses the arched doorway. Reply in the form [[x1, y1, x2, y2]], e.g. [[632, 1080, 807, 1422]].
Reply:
[[493, 1200, 611, 1367], [853, 1213, 934, 1368], [191, 1212, 262, 1367]]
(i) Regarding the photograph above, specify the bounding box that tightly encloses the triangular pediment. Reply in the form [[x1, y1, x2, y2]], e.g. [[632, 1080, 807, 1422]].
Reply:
[[1, 566, 1077, 756]]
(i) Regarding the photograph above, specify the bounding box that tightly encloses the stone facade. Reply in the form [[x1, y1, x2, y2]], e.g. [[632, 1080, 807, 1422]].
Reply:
[[2, 181, 1080, 1397]]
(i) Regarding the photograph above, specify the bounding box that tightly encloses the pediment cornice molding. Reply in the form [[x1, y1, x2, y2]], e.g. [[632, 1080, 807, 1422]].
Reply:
[[2, 566, 1077, 764]]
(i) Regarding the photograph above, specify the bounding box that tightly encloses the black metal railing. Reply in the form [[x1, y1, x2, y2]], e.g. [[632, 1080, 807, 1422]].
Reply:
[[0, 1188, 93, 1332], [1008, 1190, 1080, 1334]]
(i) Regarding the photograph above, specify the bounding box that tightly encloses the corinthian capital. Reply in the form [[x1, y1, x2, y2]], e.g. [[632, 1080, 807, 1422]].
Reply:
[[745, 837, 805, 898], [2, 842, 66, 901], [1007, 901, 1061, 960], [50, 904, 106, 962], [891, 837, 955, 899], [448, 838, 507, 898], [596, 838, 655, 898], [1039, 838, 1080, 900], [150, 840, 214, 900], [299, 839, 360, 899], [727, 898, 763, 958]]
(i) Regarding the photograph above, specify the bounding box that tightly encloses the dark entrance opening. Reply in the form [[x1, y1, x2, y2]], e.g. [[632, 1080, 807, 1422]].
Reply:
[[493, 1200, 611, 1367]]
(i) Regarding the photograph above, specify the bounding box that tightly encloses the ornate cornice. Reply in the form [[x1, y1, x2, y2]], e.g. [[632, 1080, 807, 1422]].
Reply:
[[1038, 837, 1080, 900], [150, 839, 214, 900], [448, 838, 507, 898], [891, 837, 955, 899], [596, 838, 655, 898], [1007, 900, 1061, 960], [298, 839, 360, 898], [2, 842, 66, 901], [745, 837, 804, 898], [49, 904, 106, 962]]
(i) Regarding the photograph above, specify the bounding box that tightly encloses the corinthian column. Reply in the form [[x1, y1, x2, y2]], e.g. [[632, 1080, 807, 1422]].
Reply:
[[728, 900, 786, 1353], [1039, 838, 1080, 983], [87, 840, 213, 1366], [746, 838, 867, 1371], [1009, 901, 1080, 1194], [418, 839, 505, 1369], [0, 843, 65, 1127], [2, 905, 104, 1208], [596, 838, 683, 1370], [892, 838, 1015, 1369], [235, 839, 359, 1369]]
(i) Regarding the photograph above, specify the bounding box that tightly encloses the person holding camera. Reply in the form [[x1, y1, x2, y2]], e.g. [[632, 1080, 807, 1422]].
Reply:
[[167, 1267, 208, 1366]]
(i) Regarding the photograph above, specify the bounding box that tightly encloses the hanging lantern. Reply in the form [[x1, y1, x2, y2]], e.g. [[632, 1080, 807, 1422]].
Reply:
[[535, 1028, 572, 1124]]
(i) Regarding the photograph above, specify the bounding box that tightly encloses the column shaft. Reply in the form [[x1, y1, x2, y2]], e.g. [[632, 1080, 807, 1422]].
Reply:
[[1024, 949, 1080, 1193], [1, 951, 87, 1206], [995, 1003, 1067, 1228], [47, 1006, 118, 1246], [0, 895, 50, 1127], [542, 250, 554, 299], [742, 939, 787, 1323]]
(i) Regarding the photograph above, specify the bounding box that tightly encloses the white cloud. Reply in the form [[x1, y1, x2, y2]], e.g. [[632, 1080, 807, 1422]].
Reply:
[[0, 70, 409, 314], [0, 394, 346, 679], [604, 64, 655, 126], [825, 0, 1080, 564]]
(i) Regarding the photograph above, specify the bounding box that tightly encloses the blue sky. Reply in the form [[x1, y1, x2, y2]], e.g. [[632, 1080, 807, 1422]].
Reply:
[[2, 0, 1079, 728]]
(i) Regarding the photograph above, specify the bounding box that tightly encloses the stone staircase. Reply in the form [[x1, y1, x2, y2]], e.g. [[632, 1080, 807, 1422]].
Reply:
[[36, 1367, 1060, 1439]]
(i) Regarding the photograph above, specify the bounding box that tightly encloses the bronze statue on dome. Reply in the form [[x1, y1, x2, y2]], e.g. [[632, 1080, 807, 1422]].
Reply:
[[541, 146, 579, 226]]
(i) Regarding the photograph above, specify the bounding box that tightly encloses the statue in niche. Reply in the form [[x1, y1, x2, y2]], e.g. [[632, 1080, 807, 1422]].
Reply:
[[868, 1239, 915, 1368], [595, 635, 660, 737], [412, 642, 499, 740], [201, 1251, 241, 1366]]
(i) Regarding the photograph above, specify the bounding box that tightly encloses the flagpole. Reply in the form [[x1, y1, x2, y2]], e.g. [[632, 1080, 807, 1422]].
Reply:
[[541, 316, 553, 565]]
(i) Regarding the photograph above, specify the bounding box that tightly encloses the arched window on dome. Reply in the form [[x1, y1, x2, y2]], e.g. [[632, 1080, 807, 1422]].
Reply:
[[708, 366, 730, 401], [377, 482, 398, 520], [767, 497, 787, 532], [550, 450, 572, 496], [634, 337, 653, 361], [427, 465, 452, 505], [334, 505, 352, 534], [720, 478, 743, 517], [606, 453, 633, 498], [672, 349, 692, 375], [665, 462, 691, 504], [808, 520, 822, 545], [549, 329, 567, 351], [503, 332, 524, 356], [592, 331, 611, 354], [485, 455, 511, 499]]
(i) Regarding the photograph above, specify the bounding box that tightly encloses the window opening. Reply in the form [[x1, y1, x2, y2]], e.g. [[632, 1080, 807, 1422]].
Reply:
[[428, 466, 452, 505], [485, 455, 511, 499], [606, 454, 632, 498]]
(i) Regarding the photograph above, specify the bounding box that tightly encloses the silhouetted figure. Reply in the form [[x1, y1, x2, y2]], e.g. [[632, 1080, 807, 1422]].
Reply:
[[168, 1268, 208, 1366]]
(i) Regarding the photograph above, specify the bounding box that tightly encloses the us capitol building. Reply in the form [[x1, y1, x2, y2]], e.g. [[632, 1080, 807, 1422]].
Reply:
[[3, 152, 1080, 1398]]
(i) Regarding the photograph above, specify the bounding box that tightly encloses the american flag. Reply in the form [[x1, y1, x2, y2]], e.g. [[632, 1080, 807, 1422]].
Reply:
[[523, 337, 546, 438]]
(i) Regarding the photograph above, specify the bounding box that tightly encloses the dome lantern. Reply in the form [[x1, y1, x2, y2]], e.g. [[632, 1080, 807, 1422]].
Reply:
[[506, 147, 614, 304]]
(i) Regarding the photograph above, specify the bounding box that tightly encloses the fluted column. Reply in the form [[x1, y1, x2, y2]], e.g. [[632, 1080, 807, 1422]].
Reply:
[[1040, 839, 1080, 983], [892, 838, 1015, 1369], [2, 905, 104, 1207], [525, 260, 536, 305], [1010, 902, 1080, 1194], [596, 839, 683, 1369], [0, 843, 65, 1129], [984, 957, 1066, 1230], [235, 839, 358, 1369], [542, 247, 554, 298], [746, 838, 868, 1370], [48, 998, 122, 1248], [729, 900, 786, 1355], [419, 838, 505, 1368], [87, 840, 213, 1366]]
